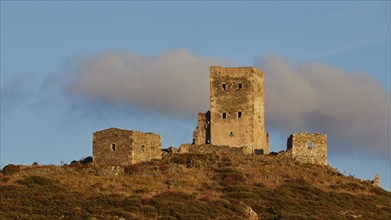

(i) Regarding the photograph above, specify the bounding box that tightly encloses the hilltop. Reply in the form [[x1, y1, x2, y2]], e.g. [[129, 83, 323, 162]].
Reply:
[[1, 152, 390, 220]]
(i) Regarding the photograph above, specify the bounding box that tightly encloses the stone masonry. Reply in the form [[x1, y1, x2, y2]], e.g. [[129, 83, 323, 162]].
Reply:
[[287, 132, 327, 165], [179, 143, 245, 155], [193, 66, 269, 154], [373, 174, 380, 187], [193, 111, 211, 145], [93, 128, 162, 166], [92, 65, 328, 166]]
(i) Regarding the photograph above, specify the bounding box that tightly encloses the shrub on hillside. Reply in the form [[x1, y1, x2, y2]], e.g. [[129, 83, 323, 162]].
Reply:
[[149, 191, 246, 219], [340, 182, 366, 191], [171, 153, 213, 168], [81, 156, 93, 164], [221, 172, 246, 187], [124, 164, 143, 175], [69, 160, 84, 170], [214, 167, 246, 187], [2, 164, 20, 175], [17, 176, 58, 188], [217, 156, 232, 167]]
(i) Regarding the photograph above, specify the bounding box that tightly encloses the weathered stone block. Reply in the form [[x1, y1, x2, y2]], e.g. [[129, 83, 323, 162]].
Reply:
[[193, 111, 210, 145], [93, 128, 162, 166]]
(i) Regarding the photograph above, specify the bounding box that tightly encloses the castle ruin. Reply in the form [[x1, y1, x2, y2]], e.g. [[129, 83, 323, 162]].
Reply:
[[193, 66, 269, 154], [93, 128, 162, 166], [92, 65, 328, 166]]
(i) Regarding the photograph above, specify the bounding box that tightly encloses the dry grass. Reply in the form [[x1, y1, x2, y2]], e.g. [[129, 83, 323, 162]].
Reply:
[[1, 153, 390, 219]]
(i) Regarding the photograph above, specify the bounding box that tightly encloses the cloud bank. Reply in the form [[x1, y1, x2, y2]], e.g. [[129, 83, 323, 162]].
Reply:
[[3, 49, 389, 159], [68, 49, 232, 115], [66, 50, 390, 158], [1, 73, 39, 112], [262, 56, 390, 158]]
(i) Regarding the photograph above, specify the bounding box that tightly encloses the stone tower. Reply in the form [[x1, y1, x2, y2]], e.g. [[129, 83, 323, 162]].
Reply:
[[209, 66, 269, 154]]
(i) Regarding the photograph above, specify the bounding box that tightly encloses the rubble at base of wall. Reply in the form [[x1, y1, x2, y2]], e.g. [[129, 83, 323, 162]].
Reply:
[[84, 165, 125, 176], [178, 143, 246, 155]]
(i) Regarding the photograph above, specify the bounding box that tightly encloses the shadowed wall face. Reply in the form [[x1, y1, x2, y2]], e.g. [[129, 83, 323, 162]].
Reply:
[[209, 66, 269, 154], [193, 111, 210, 145], [93, 128, 161, 166], [287, 132, 327, 165]]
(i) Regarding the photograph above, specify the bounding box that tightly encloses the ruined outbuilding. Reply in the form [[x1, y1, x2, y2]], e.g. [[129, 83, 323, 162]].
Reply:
[[193, 66, 269, 154], [287, 132, 327, 165], [93, 128, 162, 166], [92, 65, 329, 166]]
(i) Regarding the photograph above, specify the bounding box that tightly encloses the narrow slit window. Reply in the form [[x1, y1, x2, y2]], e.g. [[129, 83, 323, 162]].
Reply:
[[222, 83, 226, 90], [307, 141, 313, 149], [111, 144, 116, 152], [230, 131, 234, 137], [238, 83, 242, 90], [238, 112, 242, 118], [222, 112, 227, 119]]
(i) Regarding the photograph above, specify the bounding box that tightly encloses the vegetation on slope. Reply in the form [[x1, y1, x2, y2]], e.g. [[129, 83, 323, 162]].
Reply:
[[1, 153, 390, 219]]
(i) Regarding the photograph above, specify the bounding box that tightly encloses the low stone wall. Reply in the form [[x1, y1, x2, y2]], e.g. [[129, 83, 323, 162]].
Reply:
[[179, 143, 245, 155]]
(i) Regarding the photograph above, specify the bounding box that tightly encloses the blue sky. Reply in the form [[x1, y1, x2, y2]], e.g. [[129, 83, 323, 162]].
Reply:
[[1, 1, 390, 189]]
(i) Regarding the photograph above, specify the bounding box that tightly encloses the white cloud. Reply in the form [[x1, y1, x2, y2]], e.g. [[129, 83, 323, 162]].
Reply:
[[5, 50, 387, 159], [68, 49, 233, 115], [262, 56, 390, 158]]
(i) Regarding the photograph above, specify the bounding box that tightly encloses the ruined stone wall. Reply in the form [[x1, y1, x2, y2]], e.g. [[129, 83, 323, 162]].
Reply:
[[373, 174, 380, 187], [130, 131, 162, 164], [93, 128, 161, 166], [93, 128, 134, 166], [251, 69, 269, 154], [287, 132, 327, 165], [209, 66, 268, 154], [179, 143, 245, 155], [193, 112, 210, 145]]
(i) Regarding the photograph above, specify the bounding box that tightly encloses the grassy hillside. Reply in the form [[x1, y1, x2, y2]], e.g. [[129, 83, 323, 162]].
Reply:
[[1, 153, 390, 220]]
